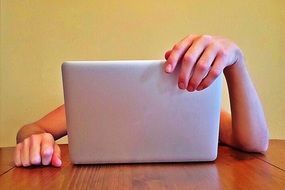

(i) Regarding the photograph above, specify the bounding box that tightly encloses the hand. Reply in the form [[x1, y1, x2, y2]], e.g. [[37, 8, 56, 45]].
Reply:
[[14, 133, 62, 167], [164, 34, 244, 91]]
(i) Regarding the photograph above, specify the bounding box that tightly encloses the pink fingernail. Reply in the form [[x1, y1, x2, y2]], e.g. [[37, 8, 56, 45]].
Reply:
[[54, 159, 62, 167], [166, 64, 172, 73], [57, 159, 62, 167], [187, 86, 194, 92], [197, 86, 203, 91], [179, 82, 185, 89]]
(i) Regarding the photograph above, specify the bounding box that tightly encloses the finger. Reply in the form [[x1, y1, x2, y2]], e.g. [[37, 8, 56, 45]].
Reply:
[[21, 138, 31, 167], [165, 35, 197, 73], [164, 50, 172, 60], [29, 135, 42, 165], [164, 49, 172, 73], [178, 35, 212, 90], [41, 133, 54, 166], [14, 143, 23, 167], [187, 43, 218, 91], [196, 53, 226, 90], [51, 143, 62, 167]]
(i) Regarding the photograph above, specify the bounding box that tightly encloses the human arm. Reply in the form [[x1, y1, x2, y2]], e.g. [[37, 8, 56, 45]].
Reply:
[[14, 104, 67, 167], [219, 61, 269, 152], [164, 34, 269, 153]]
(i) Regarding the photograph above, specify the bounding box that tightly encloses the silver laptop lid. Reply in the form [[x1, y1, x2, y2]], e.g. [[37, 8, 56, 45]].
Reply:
[[62, 60, 223, 164]]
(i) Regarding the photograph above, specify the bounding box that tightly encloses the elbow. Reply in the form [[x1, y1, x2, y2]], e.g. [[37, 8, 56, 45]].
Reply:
[[236, 128, 269, 153], [240, 140, 268, 153]]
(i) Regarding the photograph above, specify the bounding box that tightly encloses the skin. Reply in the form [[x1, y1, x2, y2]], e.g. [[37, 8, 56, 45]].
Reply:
[[14, 35, 269, 167]]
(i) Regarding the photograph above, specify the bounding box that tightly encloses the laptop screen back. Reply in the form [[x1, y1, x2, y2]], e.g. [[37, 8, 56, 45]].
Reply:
[[62, 60, 222, 164]]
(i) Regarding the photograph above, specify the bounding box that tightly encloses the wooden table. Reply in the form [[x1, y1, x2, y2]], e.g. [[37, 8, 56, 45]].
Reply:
[[0, 140, 284, 189]]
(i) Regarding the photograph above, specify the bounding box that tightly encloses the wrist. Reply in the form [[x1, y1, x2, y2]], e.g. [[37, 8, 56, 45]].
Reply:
[[16, 123, 46, 143], [223, 51, 247, 83]]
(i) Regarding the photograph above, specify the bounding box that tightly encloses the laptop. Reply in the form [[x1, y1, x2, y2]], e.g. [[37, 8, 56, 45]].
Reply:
[[62, 60, 223, 164]]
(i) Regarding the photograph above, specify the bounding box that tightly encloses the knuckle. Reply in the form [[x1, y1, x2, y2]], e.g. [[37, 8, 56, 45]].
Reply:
[[23, 138, 30, 146], [218, 49, 227, 58], [202, 34, 212, 39], [30, 134, 38, 144], [172, 44, 181, 51], [230, 42, 242, 52], [210, 69, 221, 78], [186, 34, 196, 41], [182, 55, 194, 64], [197, 64, 208, 72], [187, 34, 193, 39], [42, 147, 53, 157], [210, 41, 220, 50], [42, 133, 53, 140], [201, 34, 212, 42]]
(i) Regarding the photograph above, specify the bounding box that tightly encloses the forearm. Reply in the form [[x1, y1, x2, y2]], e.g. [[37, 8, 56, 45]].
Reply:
[[16, 105, 67, 143], [222, 59, 269, 152]]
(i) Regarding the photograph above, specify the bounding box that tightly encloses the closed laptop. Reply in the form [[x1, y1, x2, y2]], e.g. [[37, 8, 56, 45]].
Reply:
[[62, 60, 222, 164]]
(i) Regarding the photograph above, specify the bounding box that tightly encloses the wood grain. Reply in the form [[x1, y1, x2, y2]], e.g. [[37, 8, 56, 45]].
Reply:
[[255, 139, 285, 171], [0, 147, 15, 176], [0, 140, 285, 189]]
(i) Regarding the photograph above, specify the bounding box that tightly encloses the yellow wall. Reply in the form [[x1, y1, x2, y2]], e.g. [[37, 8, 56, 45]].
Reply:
[[1, 0, 284, 147]]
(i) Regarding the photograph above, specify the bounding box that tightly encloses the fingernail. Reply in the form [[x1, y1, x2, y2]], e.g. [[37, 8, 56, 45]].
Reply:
[[43, 148, 53, 156], [56, 159, 62, 167], [52, 157, 62, 167], [187, 86, 194, 92], [166, 64, 172, 73], [179, 82, 185, 89], [31, 155, 41, 165], [42, 160, 50, 166], [197, 86, 203, 91]]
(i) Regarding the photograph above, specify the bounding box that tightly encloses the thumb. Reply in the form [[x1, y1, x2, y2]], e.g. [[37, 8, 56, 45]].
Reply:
[[164, 50, 173, 73], [51, 143, 62, 167]]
